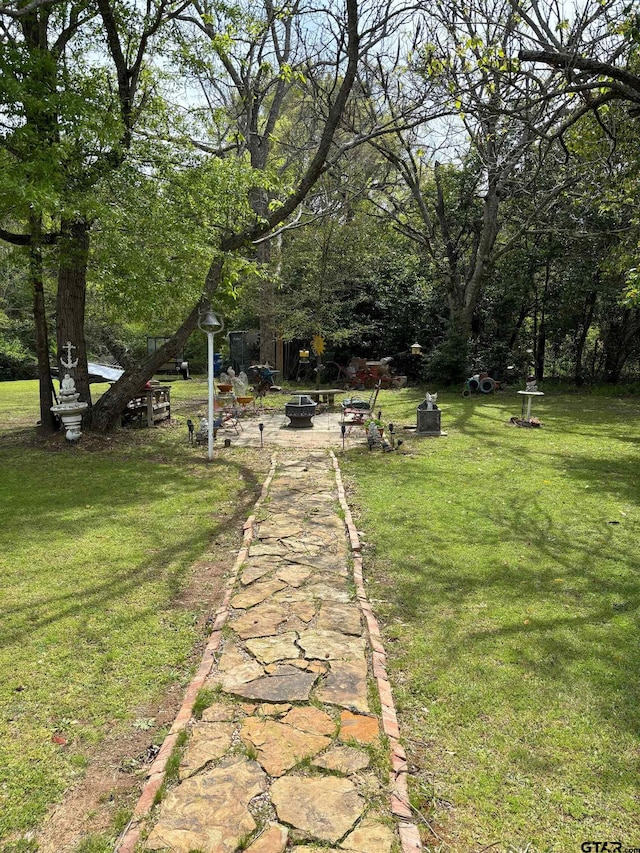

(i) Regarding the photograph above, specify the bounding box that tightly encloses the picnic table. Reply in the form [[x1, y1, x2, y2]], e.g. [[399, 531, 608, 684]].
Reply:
[[296, 389, 344, 405]]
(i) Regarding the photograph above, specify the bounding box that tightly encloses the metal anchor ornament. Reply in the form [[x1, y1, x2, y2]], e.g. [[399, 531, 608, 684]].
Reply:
[[60, 341, 78, 369]]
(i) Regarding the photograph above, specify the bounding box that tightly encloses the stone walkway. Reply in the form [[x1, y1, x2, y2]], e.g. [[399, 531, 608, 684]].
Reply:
[[116, 452, 421, 853]]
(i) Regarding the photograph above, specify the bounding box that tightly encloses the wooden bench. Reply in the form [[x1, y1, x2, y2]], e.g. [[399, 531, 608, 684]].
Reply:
[[296, 389, 344, 406], [124, 385, 171, 427]]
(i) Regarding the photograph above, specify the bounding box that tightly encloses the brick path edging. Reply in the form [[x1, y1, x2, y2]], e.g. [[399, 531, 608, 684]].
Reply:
[[330, 452, 423, 852], [113, 457, 279, 853]]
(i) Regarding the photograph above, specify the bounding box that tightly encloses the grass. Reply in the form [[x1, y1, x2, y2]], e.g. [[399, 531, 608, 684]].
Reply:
[[343, 387, 640, 853], [0, 379, 268, 847]]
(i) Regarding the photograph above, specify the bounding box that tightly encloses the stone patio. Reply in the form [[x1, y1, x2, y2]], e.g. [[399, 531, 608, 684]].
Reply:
[[116, 453, 421, 853], [217, 410, 366, 449]]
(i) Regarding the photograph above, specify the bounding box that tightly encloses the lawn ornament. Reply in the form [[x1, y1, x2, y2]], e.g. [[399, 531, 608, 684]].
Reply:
[[50, 369, 88, 442], [416, 394, 442, 435]]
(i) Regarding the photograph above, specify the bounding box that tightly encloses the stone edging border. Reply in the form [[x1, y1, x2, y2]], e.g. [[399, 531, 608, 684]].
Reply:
[[330, 451, 423, 853], [114, 456, 279, 853]]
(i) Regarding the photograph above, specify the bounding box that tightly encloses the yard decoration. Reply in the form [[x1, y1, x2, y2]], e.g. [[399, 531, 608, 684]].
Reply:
[[50, 372, 89, 442], [416, 392, 443, 436], [462, 372, 498, 396]]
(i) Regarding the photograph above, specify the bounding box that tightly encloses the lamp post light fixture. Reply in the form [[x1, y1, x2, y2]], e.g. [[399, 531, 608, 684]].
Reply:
[[410, 342, 423, 356], [198, 306, 224, 462]]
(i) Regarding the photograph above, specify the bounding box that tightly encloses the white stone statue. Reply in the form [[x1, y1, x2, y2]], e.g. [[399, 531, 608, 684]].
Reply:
[[231, 369, 249, 397], [367, 421, 381, 448], [61, 373, 76, 394], [425, 392, 438, 410]]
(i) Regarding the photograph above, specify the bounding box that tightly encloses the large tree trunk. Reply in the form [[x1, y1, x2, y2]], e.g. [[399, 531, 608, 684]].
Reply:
[[437, 166, 501, 345], [90, 260, 224, 431], [29, 214, 57, 434], [56, 219, 92, 410], [602, 308, 639, 383], [250, 174, 277, 366], [573, 289, 597, 386], [257, 238, 276, 365]]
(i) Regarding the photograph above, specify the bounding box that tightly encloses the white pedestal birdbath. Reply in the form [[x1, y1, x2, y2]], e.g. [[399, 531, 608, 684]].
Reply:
[[51, 372, 88, 442]]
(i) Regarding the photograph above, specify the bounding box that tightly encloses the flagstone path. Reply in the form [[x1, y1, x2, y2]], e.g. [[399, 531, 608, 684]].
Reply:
[[115, 452, 421, 853]]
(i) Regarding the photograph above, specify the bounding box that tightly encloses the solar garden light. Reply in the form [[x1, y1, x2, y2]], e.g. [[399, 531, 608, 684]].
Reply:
[[259, 421, 264, 448]]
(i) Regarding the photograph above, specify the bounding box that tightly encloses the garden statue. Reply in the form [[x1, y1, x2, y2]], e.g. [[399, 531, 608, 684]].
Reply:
[[231, 369, 249, 397], [61, 373, 76, 395], [50, 368, 88, 441], [367, 420, 382, 448], [425, 392, 438, 410], [195, 417, 208, 444], [525, 376, 537, 392]]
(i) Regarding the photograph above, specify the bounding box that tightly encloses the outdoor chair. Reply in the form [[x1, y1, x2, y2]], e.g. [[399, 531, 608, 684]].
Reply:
[[213, 399, 242, 434], [340, 381, 381, 432]]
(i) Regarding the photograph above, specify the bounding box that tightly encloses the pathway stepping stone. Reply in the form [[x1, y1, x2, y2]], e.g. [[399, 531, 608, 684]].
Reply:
[[312, 745, 370, 774], [339, 710, 379, 744], [210, 643, 265, 691], [256, 703, 291, 716], [286, 553, 349, 574], [226, 665, 318, 702], [280, 538, 322, 554], [297, 629, 366, 661], [304, 582, 351, 603], [201, 703, 243, 722], [290, 847, 328, 853], [231, 578, 288, 609], [240, 717, 331, 776], [146, 757, 267, 853], [178, 721, 234, 779], [244, 823, 289, 853], [340, 818, 394, 853], [249, 543, 291, 557], [317, 603, 362, 635], [287, 600, 317, 622], [270, 776, 365, 843], [231, 603, 288, 639], [317, 658, 370, 713], [257, 522, 303, 539], [275, 564, 312, 586], [281, 706, 335, 736], [339, 817, 396, 853], [245, 632, 300, 664], [241, 563, 277, 585]]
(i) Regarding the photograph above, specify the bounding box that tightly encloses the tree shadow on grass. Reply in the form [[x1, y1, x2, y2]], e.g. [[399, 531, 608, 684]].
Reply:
[[383, 487, 640, 744], [0, 455, 262, 650]]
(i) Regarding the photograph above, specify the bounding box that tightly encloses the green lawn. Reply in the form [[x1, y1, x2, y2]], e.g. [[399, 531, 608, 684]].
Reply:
[[344, 387, 640, 853], [0, 379, 267, 849], [2, 377, 638, 852]]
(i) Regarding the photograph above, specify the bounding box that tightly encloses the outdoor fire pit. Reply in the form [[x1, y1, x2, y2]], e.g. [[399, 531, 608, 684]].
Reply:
[[285, 394, 317, 428]]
